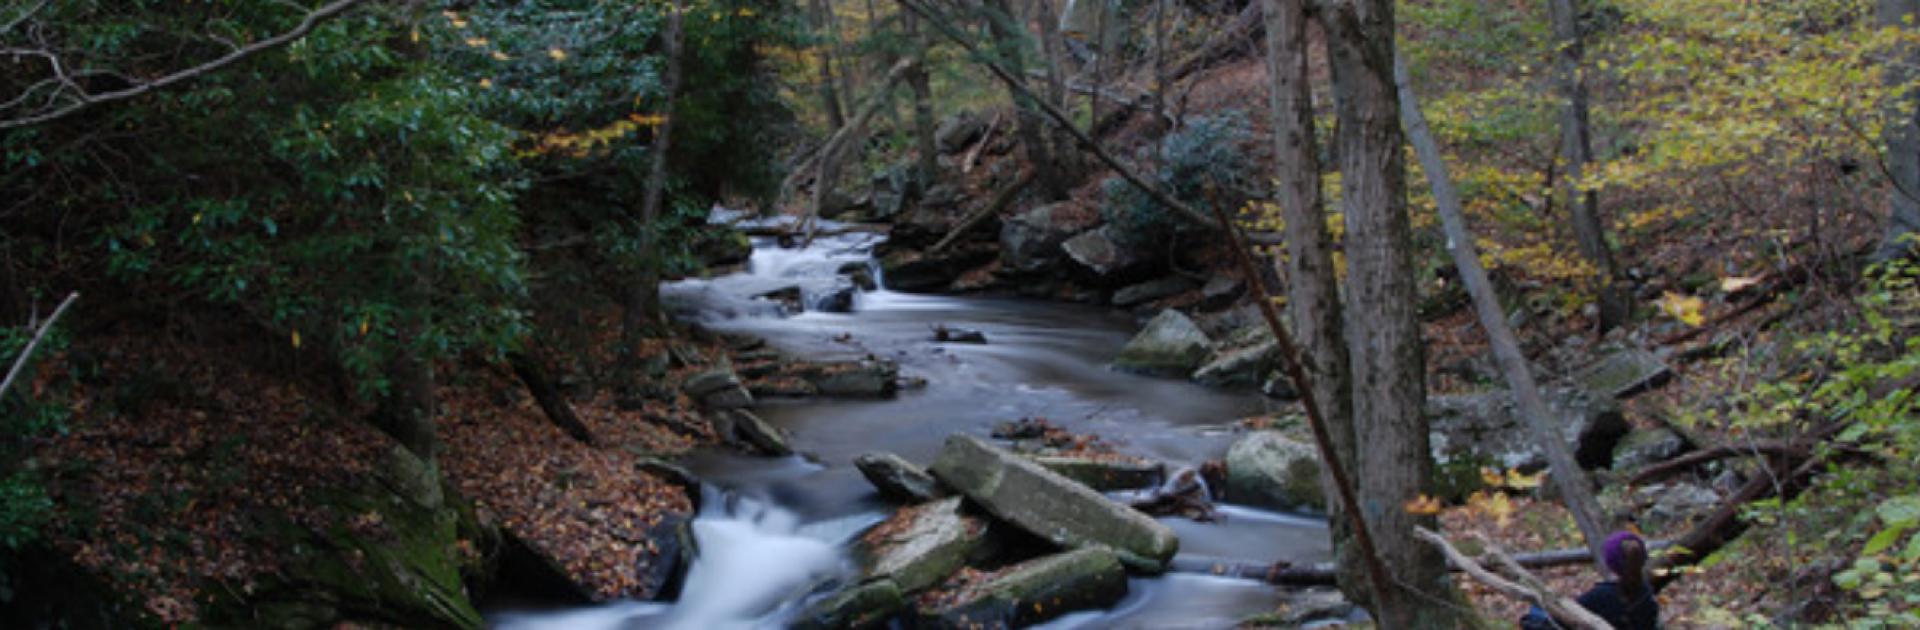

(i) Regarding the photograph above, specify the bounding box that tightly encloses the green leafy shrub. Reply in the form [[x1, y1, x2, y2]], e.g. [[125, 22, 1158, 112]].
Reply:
[[1101, 111, 1254, 246]]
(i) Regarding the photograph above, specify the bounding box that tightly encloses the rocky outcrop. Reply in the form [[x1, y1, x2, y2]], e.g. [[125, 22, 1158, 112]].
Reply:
[[1112, 310, 1214, 377], [855, 452, 946, 503], [1000, 203, 1100, 273], [711, 409, 792, 456], [683, 366, 755, 410], [1062, 225, 1150, 280], [854, 497, 990, 593], [915, 547, 1128, 629], [928, 435, 1179, 572], [1611, 427, 1693, 472], [935, 111, 987, 154], [795, 360, 900, 398], [1427, 387, 1630, 474], [1224, 431, 1324, 512]]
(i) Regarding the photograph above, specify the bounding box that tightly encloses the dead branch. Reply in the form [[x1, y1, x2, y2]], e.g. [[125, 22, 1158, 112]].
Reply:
[[509, 351, 596, 446], [0, 0, 371, 130], [1414, 527, 1612, 630], [961, 110, 1002, 174], [926, 169, 1034, 254], [1, 291, 77, 400], [1170, 540, 1672, 586], [1628, 440, 1810, 486], [803, 58, 917, 246]]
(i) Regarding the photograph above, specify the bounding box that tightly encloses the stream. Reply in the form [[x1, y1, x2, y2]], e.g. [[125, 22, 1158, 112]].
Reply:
[[493, 217, 1333, 629]]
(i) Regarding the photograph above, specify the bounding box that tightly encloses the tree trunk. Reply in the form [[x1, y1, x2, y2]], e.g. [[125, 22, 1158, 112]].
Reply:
[[984, 0, 1069, 200], [1034, 0, 1085, 182], [377, 333, 438, 460], [1549, 0, 1628, 329], [814, 0, 849, 130], [623, 0, 684, 363], [1878, 0, 1920, 261], [1153, 0, 1171, 125], [1262, 0, 1362, 602], [1319, 0, 1459, 625], [810, 59, 919, 242], [905, 9, 940, 187], [1396, 55, 1613, 569]]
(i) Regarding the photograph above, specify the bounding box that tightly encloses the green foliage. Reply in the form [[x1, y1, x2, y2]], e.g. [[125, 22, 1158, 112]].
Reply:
[[0, 324, 68, 549], [1101, 111, 1254, 245]]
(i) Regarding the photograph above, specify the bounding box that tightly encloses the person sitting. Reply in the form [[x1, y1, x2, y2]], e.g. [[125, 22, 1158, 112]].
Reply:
[[1520, 531, 1660, 629]]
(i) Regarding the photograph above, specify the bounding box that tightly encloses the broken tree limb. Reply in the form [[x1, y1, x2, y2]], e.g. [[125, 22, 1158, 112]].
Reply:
[[510, 351, 596, 446], [1653, 452, 1828, 591], [927, 169, 1035, 254], [1396, 55, 1612, 567], [1628, 440, 1812, 486], [1415, 527, 1612, 630], [805, 58, 918, 246], [1166, 1, 1265, 83], [1170, 540, 1674, 586], [961, 110, 1003, 174], [1, 290, 77, 400]]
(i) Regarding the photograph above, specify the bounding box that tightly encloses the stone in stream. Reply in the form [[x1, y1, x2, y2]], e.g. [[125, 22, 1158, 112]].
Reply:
[[928, 434, 1179, 573], [1191, 339, 1281, 388], [712, 409, 792, 456], [853, 497, 989, 594], [915, 547, 1128, 629], [682, 367, 755, 410], [1112, 276, 1197, 308], [1112, 309, 1214, 377], [791, 579, 904, 630], [1572, 346, 1673, 399], [931, 324, 988, 344], [812, 283, 857, 313], [855, 452, 946, 503], [1029, 456, 1165, 491], [799, 360, 900, 398], [1224, 431, 1325, 512]]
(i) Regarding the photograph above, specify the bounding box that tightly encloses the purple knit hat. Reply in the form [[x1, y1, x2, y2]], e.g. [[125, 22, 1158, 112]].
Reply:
[[1602, 531, 1644, 576]]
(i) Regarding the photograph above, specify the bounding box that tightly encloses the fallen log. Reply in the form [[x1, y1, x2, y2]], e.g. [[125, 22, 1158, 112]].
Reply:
[[510, 351, 596, 446], [1168, 540, 1674, 586], [926, 169, 1035, 254], [1415, 527, 1610, 630]]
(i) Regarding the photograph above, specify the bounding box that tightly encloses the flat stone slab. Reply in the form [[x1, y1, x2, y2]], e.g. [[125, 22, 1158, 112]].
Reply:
[[853, 497, 987, 594], [792, 579, 903, 630], [855, 452, 946, 503], [1572, 347, 1673, 399], [916, 547, 1128, 629], [1030, 456, 1165, 491], [929, 435, 1178, 573]]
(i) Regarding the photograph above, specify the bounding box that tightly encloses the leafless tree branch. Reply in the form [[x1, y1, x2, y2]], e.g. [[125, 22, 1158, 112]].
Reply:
[[1, 291, 77, 400]]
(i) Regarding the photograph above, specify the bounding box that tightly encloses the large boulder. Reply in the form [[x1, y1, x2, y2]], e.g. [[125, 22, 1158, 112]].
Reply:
[[853, 497, 989, 594], [916, 547, 1128, 629], [683, 367, 754, 409], [855, 452, 946, 503], [710, 409, 793, 456], [1192, 339, 1280, 388], [1427, 387, 1630, 474], [1225, 431, 1324, 512], [1113, 310, 1214, 377], [928, 435, 1178, 572], [792, 579, 904, 630], [1000, 203, 1100, 273], [1062, 225, 1150, 280]]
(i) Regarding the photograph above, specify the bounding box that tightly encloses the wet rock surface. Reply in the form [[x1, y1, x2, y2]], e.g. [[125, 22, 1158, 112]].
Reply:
[[1112, 309, 1214, 377], [1225, 431, 1325, 512], [915, 547, 1129, 629]]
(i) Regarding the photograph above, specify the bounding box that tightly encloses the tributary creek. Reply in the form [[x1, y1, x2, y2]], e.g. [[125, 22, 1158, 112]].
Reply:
[[495, 219, 1333, 629]]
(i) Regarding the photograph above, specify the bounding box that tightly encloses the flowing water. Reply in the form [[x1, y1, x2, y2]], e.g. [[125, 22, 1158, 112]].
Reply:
[[494, 216, 1333, 629]]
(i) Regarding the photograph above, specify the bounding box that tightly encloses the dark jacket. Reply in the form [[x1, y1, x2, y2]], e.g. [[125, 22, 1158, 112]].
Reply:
[[1519, 581, 1660, 629]]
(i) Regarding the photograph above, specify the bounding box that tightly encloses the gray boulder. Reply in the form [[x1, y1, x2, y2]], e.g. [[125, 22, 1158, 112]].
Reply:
[[712, 409, 791, 456], [855, 452, 945, 503], [853, 497, 988, 593], [1192, 339, 1280, 388], [800, 360, 900, 398], [929, 435, 1178, 572], [1427, 387, 1630, 473], [1113, 310, 1214, 377], [1062, 225, 1148, 279], [792, 579, 903, 630], [1113, 276, 1198, 308], [683, 367, 755, 409], [1225, 431, 1325, 512], [1000, 203, 1099, 273], [1611, 427, 1693, 472], [935, 112, 987, 154], [915, 548, 1128, 629]]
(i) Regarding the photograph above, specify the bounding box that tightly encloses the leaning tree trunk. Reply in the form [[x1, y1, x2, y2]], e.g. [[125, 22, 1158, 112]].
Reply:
[[1878, 0, 1920, 261], [984, 0, 1070, 200], [1549, 0, 1628, 329], [1320, 0, 1460, 625], [1396, 55, 1613, 569], [1262, 0, 1362, 602], [623, 0, 685, 363]]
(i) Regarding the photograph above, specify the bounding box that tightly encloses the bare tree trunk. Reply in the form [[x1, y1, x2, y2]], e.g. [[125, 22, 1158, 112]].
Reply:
[[1396, 55, 1613, 569], [810, 59, 919, 242], [984, 0, 1070, 200], [1153, 0, 1171, 125], [378, 324, 438, 460], [1034, 0, 1085, 182], [1262, 0, 1363, 601], [1878, 0, 1920, 261], [1319, 0, 1459, 625], [905, 9, 940, 186], [813, 0, 849, 130], [623, 0, 684, 361], [1550, 0, 1628, 329]]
